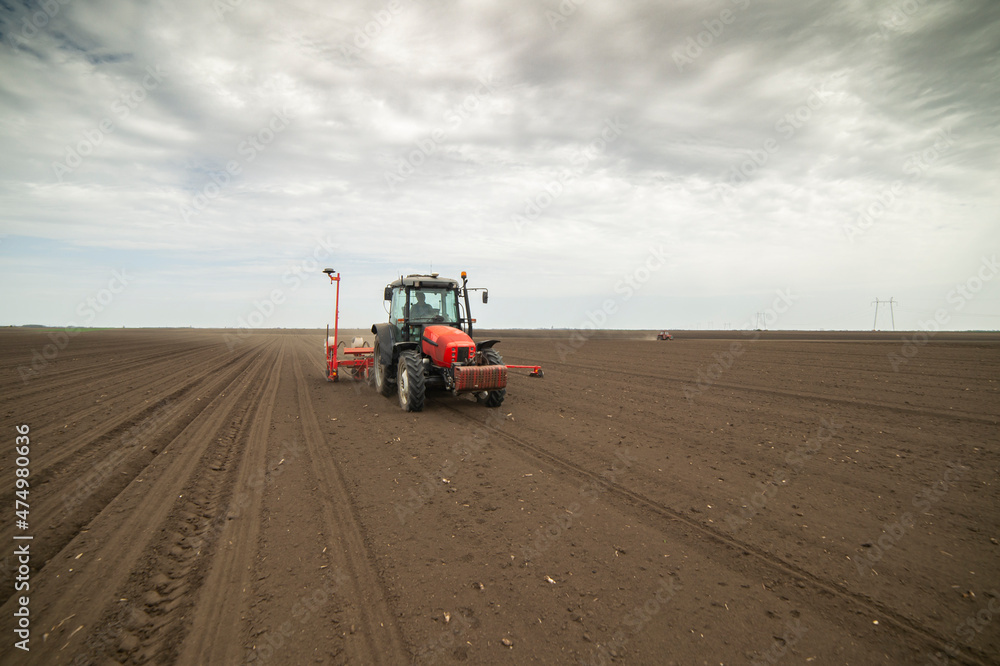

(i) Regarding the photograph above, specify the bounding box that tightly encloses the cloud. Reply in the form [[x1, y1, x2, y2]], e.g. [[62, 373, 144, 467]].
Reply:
[[0, 0, 997, 329]]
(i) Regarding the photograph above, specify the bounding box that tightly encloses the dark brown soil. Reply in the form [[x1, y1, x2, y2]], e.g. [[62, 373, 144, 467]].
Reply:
[[1, 328, 998, 665]]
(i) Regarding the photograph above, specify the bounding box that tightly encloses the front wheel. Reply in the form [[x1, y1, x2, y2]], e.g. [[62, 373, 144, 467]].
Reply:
[[397, 350, 425, 412], [480, 349, 506, 408], [373, 340, 395, 397]]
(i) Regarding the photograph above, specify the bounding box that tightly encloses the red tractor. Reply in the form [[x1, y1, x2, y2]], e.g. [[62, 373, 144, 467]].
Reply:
[[324, 270, 541, 412], [656, 331, 673, 340]]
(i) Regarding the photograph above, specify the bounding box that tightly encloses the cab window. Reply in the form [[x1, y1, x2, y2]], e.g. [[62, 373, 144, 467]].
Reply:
[[389, 288, 406, 329], [409, 289, 458, 323]]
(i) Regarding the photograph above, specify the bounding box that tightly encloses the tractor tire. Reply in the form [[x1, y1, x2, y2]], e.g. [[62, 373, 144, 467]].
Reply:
[[397, 350, 425, 412], [373, 340, 395, 397], [481, 349, 506, 408]]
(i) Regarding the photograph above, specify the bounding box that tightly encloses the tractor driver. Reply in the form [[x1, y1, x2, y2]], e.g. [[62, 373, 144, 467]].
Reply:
[[410, 291, 438, 320]]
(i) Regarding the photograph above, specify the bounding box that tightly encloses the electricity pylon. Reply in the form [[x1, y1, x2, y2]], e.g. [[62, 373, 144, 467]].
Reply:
[[872, 297, 897, 331]]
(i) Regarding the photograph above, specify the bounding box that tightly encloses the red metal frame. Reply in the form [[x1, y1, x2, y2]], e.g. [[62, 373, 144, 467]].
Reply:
[[505, 364, 544, 377], [325, 271, 374, 382]]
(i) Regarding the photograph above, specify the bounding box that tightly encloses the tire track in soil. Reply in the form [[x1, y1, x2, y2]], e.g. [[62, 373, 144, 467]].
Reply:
[[83, 339, 283, 665], [25, 341, 260, 478], [0, 342, 266, 601], [288, 346, 411, 665], [0, 336, 178, 391], [2, 342, 219, 419], [435, 400, 993, 666], [0, 340, 279, 665], [543, 359, 998, 425], [241, 335, 354, 664], [176, 339, 285, 663], [507, 350, 994, 491], [662, 341, 992, 379]]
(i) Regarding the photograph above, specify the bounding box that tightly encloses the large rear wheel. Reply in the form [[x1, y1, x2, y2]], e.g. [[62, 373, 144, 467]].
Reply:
[[373, 339, 395, 397], [480, 349, 506, 408], [397, 350, 425, 412]]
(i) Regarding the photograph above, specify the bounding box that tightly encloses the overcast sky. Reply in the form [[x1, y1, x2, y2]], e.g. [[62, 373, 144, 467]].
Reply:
[[1, 0, 998, 331]]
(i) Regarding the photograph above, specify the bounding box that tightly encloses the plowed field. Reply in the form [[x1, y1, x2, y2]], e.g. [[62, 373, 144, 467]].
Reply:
[[1, 328, 998, 665]]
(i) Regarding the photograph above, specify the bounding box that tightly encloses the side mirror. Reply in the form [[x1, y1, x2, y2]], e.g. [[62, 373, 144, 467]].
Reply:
[[482, 291, 488, 304], [384, 286, 393, 301]]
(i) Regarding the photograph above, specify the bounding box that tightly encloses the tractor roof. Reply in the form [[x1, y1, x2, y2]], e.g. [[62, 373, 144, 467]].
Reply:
[[389, 274, 459, 290]]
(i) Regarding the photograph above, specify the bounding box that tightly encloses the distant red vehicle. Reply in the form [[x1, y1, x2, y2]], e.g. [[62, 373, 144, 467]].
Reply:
[[656, 331, 673, 340]]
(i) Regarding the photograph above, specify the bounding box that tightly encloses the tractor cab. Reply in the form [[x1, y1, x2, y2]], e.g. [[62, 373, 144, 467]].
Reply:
[[385, 274, 464, 342]]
